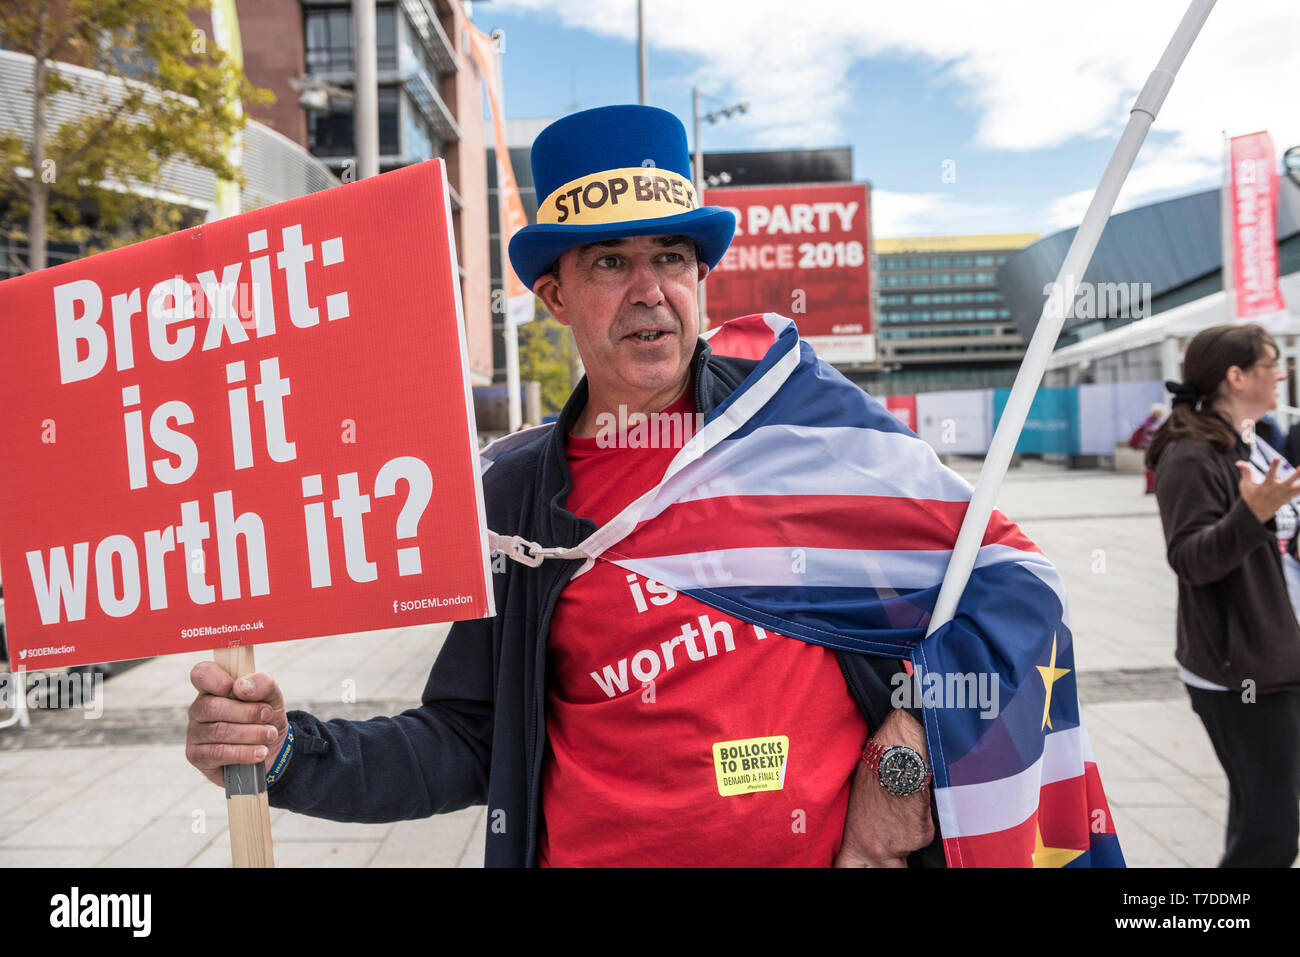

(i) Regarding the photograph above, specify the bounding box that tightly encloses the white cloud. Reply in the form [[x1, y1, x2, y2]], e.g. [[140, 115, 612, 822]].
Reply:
[[870, 190, 1012, 237], [1039, 136, 1222, 232], [1042, 188, 1095, 233], [495, 0, 1299, 229]]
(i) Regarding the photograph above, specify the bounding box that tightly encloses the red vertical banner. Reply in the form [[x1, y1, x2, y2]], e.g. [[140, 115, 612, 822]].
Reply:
[[467, 25, 533, 328], [1230, 131, 1288, 326], [0, 161, 494, 671]]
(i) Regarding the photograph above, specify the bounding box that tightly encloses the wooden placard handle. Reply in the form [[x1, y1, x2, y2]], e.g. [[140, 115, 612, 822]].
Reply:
[[213, 645, 275, 868]]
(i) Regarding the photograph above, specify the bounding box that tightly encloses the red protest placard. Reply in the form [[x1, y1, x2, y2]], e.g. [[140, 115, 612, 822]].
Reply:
[[0, 160, 493, 670], [703, 183, 873, 361]]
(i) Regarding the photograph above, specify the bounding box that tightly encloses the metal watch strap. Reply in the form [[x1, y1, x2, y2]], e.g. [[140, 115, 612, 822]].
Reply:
[[861, 738, 887, 773]]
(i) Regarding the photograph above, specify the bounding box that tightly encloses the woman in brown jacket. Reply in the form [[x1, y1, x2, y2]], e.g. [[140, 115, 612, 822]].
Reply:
[[1148, 323, 1300, 868]]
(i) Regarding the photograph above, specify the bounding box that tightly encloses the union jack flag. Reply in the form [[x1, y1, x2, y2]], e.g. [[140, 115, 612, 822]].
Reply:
[[489, 313, 1124, 867]]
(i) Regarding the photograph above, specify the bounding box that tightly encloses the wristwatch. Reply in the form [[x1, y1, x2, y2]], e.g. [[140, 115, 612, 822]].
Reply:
[[861, 739, 932, 796]]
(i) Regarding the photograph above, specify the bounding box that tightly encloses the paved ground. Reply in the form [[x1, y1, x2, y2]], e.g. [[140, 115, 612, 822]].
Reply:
[[0, 460, 1245, 867]]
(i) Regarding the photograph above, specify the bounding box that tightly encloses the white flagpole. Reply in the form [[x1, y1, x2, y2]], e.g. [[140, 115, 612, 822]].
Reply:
[[926, 0, 1219, 637]]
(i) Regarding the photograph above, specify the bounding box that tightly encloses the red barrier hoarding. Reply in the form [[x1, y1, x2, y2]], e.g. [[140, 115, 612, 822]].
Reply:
[[0, 161, 493, 670], [885, 394, 917, 432], [703, 183, 873, 362]]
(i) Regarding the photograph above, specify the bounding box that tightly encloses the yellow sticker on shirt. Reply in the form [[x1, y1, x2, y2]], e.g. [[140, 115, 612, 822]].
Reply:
[[712, 736, 789, 796]]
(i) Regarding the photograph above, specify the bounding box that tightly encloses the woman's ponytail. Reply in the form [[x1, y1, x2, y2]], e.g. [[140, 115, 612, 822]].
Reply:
[[1145, 324, 1277, 470]]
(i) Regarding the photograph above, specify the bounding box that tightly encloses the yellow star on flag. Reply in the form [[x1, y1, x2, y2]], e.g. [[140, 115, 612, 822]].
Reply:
[[1032, 823, 1085, 868], [1036, 631, 1071, 731]]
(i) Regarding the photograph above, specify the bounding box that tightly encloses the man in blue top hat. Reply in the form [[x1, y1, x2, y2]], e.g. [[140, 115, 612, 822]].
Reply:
[[510, 105, 735, 451], [185, 104, 937, 867]]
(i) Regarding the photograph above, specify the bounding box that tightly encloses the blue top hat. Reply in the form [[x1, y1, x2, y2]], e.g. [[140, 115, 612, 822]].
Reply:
[[507, 105, 736, 289]]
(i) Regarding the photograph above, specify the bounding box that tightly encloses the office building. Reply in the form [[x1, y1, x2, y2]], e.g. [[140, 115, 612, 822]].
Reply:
[[868, 234, 1036, 395]]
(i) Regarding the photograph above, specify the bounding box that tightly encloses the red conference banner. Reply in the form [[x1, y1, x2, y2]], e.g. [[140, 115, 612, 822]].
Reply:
[[703, 182, 873, 360], [467, 24, 533, 329], [0, 161, 493, 671], [1230, 130, 1287, 323]]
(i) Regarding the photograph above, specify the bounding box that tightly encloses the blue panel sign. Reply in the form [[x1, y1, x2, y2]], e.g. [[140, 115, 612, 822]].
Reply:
[[992, 386, 1079, 455]]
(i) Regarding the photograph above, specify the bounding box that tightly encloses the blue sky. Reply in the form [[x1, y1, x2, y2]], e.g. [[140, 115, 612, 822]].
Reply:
[[473, 0, 1298, 239]]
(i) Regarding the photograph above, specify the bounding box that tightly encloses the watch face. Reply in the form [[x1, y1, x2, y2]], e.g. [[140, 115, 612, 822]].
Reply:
[[879, 746, 929, 796]]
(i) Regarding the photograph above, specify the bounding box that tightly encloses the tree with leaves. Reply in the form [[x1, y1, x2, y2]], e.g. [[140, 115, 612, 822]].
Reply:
[[0, 0, 270, 271], [519, 300, 582, 416]]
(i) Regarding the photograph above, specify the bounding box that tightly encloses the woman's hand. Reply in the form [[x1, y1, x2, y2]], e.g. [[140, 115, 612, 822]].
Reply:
[[1236, 458, 1300, 522]]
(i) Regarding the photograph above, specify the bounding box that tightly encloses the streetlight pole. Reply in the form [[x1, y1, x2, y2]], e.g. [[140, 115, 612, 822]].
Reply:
[[692, 87, 701, 191], [353, 0, 379, 180], [1286, 146, 1300, 187], [692, 91, 748, 330], [1220, 130, 1235, 321], [692, 86, 705, 326], [637, 0, 647, 104]]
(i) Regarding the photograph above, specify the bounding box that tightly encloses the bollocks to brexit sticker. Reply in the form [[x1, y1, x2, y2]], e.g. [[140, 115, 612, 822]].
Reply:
[[712, 735, 788, 796]]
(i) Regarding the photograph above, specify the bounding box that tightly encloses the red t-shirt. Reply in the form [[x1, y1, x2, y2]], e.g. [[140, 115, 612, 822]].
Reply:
[[538, 387, 869, 866]]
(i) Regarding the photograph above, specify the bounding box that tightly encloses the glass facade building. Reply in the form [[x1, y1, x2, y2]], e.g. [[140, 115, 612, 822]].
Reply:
[[863, 234, 1037, 395], [300, 0, 461, 173]]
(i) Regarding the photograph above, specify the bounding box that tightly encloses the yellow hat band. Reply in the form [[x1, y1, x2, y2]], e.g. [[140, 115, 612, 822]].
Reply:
[[536, 167, 699, 227]]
